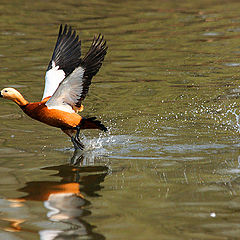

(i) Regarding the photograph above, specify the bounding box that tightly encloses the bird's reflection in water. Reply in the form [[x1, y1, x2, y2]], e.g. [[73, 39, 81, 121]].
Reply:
[[70, 149, 89, 166], [14, 150, 108, 240]]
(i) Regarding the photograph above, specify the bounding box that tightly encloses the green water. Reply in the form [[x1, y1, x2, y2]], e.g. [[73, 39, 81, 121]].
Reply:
[[1, 0, 240, 239]]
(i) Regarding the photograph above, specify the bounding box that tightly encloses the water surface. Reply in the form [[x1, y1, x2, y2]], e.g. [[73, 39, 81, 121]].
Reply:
[[1, 0, 240, 239]]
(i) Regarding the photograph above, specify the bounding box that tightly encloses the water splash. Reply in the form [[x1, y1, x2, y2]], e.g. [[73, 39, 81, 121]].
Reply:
[[226, 108, 240, 132]]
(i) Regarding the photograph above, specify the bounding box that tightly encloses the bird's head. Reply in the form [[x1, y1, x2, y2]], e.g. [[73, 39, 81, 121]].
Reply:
[[0, 88, 28, 106], [0, 88, 20, 100]]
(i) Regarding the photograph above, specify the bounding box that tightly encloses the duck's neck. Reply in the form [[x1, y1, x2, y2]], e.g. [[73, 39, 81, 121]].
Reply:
[[13, 93, 29, 107]]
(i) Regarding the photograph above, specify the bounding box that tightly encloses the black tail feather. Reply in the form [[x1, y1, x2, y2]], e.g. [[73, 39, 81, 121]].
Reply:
[[80, 117, 107, 132]]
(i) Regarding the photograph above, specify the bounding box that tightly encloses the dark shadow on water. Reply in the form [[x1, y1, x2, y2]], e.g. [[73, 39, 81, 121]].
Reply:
[[15, 151, 108, 240]]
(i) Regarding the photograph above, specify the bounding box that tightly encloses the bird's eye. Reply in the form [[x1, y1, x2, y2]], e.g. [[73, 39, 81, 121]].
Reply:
[[4, 90, 8, 92]]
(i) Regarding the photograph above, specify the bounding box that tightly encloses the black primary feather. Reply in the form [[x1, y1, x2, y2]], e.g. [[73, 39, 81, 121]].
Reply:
[[75, 34, 108, 107], [47, 24, 82, 77]]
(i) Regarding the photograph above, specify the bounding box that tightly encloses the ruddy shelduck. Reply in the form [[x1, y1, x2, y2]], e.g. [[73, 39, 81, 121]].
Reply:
[[0, 25, 108, 150]]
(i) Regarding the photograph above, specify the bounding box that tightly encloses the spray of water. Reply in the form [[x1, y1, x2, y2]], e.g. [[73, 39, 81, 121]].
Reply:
[[226, 108, 240, 132]]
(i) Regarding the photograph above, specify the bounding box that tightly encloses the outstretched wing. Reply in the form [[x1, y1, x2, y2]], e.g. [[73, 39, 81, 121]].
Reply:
[[42, 24, 81, 100], [45, 34, 107, 113]]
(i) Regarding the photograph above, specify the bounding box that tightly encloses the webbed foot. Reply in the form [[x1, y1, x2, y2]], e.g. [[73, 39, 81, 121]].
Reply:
[[71, 125, 84, 150], [71, 136, 84, 150]]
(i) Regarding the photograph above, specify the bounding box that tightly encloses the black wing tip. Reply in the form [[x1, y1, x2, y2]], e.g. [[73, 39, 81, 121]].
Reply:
[[92, 33, 107, 49], [50, 25, 107, 74], [47, 24, 82, 74], [76, 32, 108, 102], [82, 33, 108, 67]]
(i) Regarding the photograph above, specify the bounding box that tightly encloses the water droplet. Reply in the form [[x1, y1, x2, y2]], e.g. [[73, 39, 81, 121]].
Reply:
[[210, 212, 216, 217]]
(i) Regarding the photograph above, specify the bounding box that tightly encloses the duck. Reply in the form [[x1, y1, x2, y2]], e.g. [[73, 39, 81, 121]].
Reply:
[[0, 24, 108, 150]]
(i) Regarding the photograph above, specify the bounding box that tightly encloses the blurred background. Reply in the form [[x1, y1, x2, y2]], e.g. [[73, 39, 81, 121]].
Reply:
[[1, 0, 240, 239]]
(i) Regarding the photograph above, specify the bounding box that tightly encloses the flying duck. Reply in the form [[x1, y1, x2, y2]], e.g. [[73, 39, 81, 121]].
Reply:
[[0, 25, 108, 150]]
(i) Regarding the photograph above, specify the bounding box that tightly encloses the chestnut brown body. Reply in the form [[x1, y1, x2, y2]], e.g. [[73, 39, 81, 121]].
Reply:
[[22, 102, 82, 129]]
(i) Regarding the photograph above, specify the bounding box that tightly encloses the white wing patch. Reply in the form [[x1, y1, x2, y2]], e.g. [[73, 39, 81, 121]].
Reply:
[[45, 66, 85, 113], [42, 61, 65, 100], [46, 104, 75, 113]]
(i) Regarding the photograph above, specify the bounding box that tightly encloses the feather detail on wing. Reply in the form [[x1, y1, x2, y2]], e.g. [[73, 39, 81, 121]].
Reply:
[[42, 24, 81, 100], [45, 34, 107, 113]]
